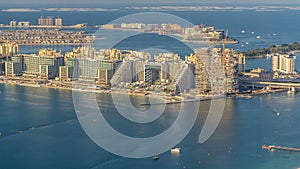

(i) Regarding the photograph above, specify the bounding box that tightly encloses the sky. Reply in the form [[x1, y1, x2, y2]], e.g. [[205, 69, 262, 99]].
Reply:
[[1, 0, 300, 7]]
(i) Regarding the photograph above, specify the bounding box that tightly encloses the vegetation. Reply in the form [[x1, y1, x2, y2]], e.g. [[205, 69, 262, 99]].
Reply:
[[242, 42, 300, 58]]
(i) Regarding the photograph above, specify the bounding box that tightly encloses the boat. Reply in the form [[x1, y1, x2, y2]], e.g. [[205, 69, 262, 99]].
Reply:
[[170, 147, 180, 154], [152, 156, 159, 160], [235, 95, 253, 99], [277, 112, 280, 116], [262, 145, 300, 152], [245, 42, 249, 45], [251, 31, 255, 34], [241, 30, 245, 33], [245, 95, 253, 99], [256, 36, 261, 39]]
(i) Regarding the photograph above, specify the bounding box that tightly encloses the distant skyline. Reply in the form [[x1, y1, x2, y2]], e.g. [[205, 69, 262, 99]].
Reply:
[[1, 0, 300, 7]]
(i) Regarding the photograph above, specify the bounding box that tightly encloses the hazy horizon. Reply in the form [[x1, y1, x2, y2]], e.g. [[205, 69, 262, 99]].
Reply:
[[1, 0, 300, 8]]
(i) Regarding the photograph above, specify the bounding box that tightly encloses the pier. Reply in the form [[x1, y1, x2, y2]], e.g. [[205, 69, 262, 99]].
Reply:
[[262, 145, 300, 152]]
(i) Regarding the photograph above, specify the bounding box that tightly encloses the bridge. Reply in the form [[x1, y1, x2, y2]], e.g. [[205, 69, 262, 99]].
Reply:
[[256, 81, 300, 87], [240, 77, 300, 91], [290, 50, 300, 54]]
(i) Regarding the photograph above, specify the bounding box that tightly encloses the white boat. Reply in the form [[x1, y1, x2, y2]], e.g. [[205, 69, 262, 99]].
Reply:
[[245, 95, 253, 99], [170, 147, 180, 154], [256, 36, 261, 39], [245, 42, 249, 45], [251, 31, 255, 34], [152, 156, 159, 160], [277, 112, 280, 116], [241, 30, 245, 33]]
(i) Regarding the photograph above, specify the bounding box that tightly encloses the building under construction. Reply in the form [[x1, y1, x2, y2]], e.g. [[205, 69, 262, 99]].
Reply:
[[186, 47, 244, 94]]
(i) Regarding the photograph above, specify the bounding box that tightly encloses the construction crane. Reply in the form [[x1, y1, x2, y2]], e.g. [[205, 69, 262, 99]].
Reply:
[[222, 29, 229, 52]]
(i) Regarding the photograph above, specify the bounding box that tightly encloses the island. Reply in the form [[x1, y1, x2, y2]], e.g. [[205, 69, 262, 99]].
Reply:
[[242, 42, 300, 58]]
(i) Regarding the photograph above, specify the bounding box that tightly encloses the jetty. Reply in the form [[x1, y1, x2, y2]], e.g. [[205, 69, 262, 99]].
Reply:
[[262, 145, 300, 152]]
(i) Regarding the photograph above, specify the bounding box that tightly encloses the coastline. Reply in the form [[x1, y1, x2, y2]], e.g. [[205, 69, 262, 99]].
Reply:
[[0, 79, 170, 103], [245, 50, 300, 59], [0, 78, 227, 104], [245, 55, 270, 59], [0, 77, 292, 104], [101, 27, 238, 45]]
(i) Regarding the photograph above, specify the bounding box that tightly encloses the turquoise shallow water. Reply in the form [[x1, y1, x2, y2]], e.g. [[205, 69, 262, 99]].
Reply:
[[1, 84, 300, 169]]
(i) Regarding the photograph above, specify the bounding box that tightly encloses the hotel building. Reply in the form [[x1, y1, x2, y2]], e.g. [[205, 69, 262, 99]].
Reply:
[[0, 43, 19, 60], [272, 54, 296, 74], [38, 16, 54, 26]]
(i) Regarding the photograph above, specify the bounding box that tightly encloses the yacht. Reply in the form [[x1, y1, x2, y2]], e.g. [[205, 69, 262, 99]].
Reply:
[[152, 156, 159, 160], [170, 148, 180, 154]]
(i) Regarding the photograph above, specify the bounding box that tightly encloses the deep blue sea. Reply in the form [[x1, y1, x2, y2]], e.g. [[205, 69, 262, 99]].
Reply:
[[1, 84, 300, 169], [1, 8, 300, 169]]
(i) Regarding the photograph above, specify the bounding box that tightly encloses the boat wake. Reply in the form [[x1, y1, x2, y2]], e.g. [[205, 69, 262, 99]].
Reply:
[[0, 115, 87, 140]]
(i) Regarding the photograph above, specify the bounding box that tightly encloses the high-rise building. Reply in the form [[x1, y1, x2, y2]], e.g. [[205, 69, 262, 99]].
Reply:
[[59, 66, 74, 81], [144, 64, 162, 84], [186, 48, 238, 94], [38, 16, 54, 26], [272, 54, 279, 72], [77, 58, 121, 82], [5, 62, 22, 76], [110, 59, 195, 93], [185, 50, 211, 94], [11, 54, 64, 78], [221, 48, 239, 93], [0, 43, 19, 60], [55, 17, 63, 26], [272, 54, 296, 74], [237, 54, 246, 73], [98, 69, 114, 84], [9, 20, 17, 27], [0, 62, 5, 75], [40, 65, 55, 79]]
